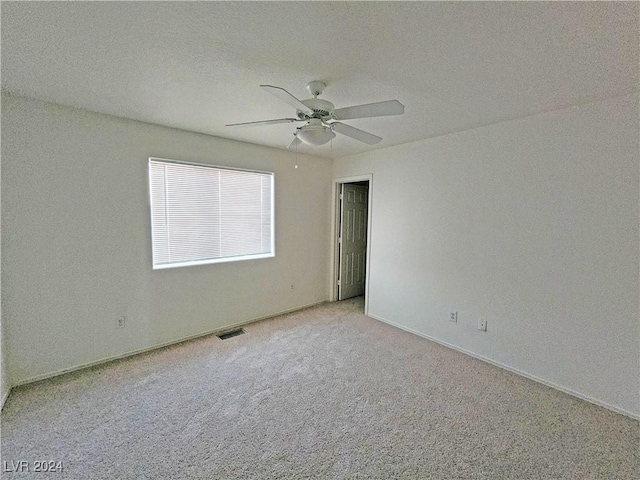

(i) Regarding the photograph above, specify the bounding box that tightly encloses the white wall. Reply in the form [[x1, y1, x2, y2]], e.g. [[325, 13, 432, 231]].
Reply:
[[1, 148, 7, 408], [1, 321, 6, 409], [1, 327, 6, 409], [2, 94, 333, 385], [334, 94, 639, 417]]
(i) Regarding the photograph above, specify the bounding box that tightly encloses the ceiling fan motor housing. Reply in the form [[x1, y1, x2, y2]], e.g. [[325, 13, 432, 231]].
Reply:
[[298, 98, 335, 120]]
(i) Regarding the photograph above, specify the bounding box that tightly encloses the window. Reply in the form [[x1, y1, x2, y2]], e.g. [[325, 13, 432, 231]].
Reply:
[[149, 158, 274, 269]]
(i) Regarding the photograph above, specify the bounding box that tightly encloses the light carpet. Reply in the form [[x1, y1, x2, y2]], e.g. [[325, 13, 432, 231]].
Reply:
[[1, 298, 638, 479]]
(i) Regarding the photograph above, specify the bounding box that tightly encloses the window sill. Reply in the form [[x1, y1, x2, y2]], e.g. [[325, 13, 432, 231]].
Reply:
[[152, 252, 275, 270]]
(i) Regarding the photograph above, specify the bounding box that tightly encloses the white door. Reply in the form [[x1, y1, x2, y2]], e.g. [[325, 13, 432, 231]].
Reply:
[[338, 183, 368, 300]]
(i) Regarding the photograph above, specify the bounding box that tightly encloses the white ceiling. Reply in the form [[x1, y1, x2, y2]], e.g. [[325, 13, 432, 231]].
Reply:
[[2, 2, 637, 159]]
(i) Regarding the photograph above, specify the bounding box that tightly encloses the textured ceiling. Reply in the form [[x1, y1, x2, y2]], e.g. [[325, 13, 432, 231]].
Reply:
[[2, 2, 637, 159]]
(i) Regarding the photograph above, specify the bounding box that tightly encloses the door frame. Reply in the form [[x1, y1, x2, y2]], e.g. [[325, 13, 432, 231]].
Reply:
[[330, 174, 373, 315]]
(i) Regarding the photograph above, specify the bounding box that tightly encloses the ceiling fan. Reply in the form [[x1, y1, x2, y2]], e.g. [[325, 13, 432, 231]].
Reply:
[[226, 81, 404, 148]]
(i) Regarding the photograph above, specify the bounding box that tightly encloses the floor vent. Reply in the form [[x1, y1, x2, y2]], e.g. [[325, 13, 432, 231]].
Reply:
[[217, 328, 246, 340]]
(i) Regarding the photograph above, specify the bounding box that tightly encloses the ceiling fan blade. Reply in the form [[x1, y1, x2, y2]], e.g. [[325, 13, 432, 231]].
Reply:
[[331, 122, 382, 145], [287, 134, 302, 150], [226, 118, 301, 128], [332, 100, 404, 120], [260, 85, 313, 115]]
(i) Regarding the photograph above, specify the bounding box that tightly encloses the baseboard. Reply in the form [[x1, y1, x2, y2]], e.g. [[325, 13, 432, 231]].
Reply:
[[367, 312, 640, 421], [13, 300, 327, 387], [1, 388, 9, 411]]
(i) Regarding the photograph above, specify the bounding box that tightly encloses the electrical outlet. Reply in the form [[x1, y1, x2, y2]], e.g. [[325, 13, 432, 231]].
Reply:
[[290, 283, 295, 291], [477, 318, 487, 331], [449, 311, 457, 323], [116, 316, 126, 328]]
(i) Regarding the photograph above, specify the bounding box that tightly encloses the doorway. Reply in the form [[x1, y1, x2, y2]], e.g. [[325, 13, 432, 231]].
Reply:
[[332, 175, 372, 314]]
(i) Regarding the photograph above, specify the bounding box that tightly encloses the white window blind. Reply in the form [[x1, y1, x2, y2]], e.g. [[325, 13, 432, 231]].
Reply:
[[149, 158, 274, 269]]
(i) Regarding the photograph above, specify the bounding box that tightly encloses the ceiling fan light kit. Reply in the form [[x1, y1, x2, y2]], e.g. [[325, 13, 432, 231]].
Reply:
[[226, 80, 404, 149], [296, 119, 336, 146]]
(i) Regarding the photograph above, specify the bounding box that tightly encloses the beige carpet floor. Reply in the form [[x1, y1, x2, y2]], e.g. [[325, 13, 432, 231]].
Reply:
[[1, 297, 638, 479]]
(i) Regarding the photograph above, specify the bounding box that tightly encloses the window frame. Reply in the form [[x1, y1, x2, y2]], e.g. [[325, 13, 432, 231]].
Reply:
[[148, 157, 275, 270]]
